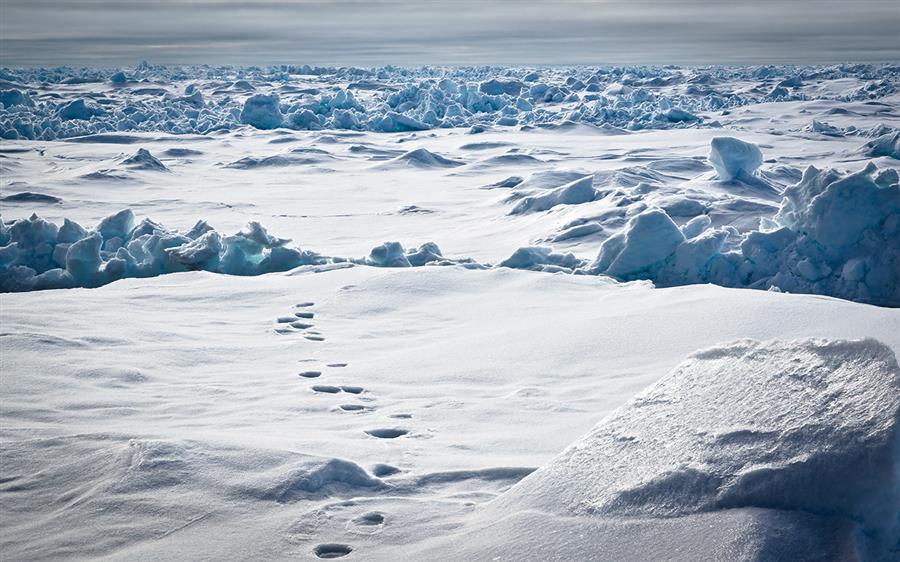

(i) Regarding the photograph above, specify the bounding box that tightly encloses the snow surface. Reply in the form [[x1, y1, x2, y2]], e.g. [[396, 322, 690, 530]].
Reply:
[[2, 63, 900, 560]]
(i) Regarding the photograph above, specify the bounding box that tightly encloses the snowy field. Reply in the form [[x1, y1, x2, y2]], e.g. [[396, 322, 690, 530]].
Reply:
[[1, 64, 899, 560]]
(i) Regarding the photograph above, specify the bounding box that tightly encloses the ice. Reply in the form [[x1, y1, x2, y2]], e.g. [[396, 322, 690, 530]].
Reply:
[[509, 175, 596, 215], [589, 209, 685, 279], [708, 136, 763, 181], [859, 131, 900, 159], [491, 338, 900, 558], [119, 148, 169, 171], [1, 64, 896, 140], [498, 246, 583, 272], [240, 94, 283, 130], [57, 99, 105, 121]]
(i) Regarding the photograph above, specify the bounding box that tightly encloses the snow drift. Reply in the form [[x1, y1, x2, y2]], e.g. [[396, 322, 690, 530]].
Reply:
[[491, 338, 900, 559]]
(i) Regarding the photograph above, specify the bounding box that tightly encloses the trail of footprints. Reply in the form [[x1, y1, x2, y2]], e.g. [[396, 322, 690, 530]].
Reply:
[[274, 302, 324, 341], [274, 301, 410, 558]]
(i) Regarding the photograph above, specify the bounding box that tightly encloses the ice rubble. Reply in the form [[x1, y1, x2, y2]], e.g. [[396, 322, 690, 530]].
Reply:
[[490, 338, 900, 558], [2, 157, 898, 303], [1, 63, 898, 139], [0, 210, 478, 292], [498, 139, 899, 306]]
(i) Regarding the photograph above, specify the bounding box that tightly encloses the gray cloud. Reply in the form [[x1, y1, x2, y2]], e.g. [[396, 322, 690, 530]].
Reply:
[[1, 1, 898, 67]]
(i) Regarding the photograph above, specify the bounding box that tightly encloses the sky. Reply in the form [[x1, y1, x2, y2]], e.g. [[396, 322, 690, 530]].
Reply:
[[1, 0, 898, 67]]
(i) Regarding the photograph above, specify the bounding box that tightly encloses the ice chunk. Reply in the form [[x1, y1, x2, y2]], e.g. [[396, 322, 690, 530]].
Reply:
[[96, 209, 135, 241], [57, 99, 105, 121], [406, 242, 443, 266], [859, 131, 900, 159], [499, 246, 582, 272], [65, 233, 103, 285], [365, 241, 410, 267], [240, 94, 283, 130], [590, 208, 685, 279], [708, 137, 763, 181]]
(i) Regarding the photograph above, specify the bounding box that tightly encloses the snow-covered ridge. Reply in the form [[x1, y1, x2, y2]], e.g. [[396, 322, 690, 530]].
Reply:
[[455, 338, 900, 560], [1, 63, 897, 140]]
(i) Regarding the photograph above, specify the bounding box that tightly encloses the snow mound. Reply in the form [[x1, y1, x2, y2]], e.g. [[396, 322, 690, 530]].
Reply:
[[496, 338, 900, 556], [240, 94, 283, 130], [383, 148, 464, 169], [509, 176, 596, 215], [119, 148, 169, 171], [708, 137, 763, 181]]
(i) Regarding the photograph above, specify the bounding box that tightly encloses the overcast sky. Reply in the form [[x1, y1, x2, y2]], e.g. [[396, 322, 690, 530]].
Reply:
[[1, 0, 898, 67]]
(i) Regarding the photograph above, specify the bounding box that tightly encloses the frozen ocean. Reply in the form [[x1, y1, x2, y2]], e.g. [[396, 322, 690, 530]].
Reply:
[[1, 59, 899, 560]]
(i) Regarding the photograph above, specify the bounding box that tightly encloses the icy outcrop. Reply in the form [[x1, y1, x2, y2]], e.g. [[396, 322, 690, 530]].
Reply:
[[0, 211, 324, 292], [509, 176, 596, 215], [496, 338, 900, 558], [859, 131, 900, 159], [240, 94, 283, 130], [498, 246, 583, 273], [587, 163, 899, 306], [708, 137, 763, 181], [119, 148, 169, 171]]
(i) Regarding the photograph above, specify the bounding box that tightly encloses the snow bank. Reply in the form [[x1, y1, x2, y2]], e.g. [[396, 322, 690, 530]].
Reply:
[[495, 338, 900, 557]]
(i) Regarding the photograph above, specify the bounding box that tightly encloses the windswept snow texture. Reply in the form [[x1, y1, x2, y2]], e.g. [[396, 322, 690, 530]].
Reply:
[[1, 63, 898, 140], [432, 338, 900, 561]]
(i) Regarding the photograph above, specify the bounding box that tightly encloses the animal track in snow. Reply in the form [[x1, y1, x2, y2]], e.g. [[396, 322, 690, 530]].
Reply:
[[339, 404, 372, 412], [313, 543, 353, 559], [298, 371, 322, 378], [365, 428, 408, 439], [295, 311, 315, 319], [312, 385, 342, 394], [328, 363, 348, 368]]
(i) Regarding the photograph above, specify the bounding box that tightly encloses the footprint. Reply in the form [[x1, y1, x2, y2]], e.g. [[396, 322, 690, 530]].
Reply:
[[291, 321, 313, 329], [298, 371, 322, 378], [305, 335, 325, 342], [352, 512, 385, 526], [313, 544, 352, 559], [276, 316, 296, 323], [365, 428, 408, 439], [390, 413, 412, 419], [339, 404, 370, 412], [295, 311, 315, 319], [327, 363, 348, 368], [296, 302, 315, 308], [340, 385, 364, 395], [274, 328, 294, 335], [312, 385, 341, 394]]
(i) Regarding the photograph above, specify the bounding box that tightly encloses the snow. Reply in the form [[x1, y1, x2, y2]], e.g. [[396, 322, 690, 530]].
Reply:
[[2, 63, 900, 560]]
